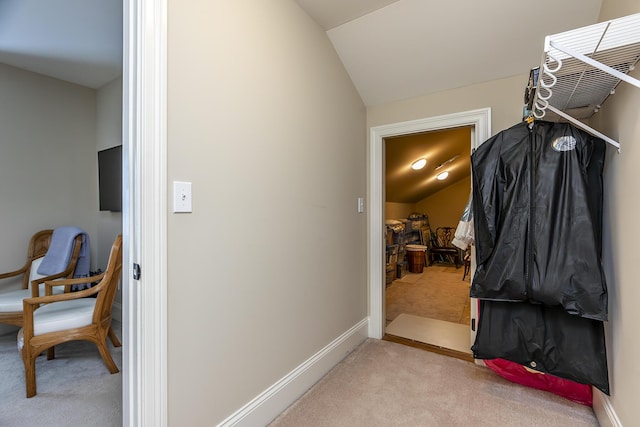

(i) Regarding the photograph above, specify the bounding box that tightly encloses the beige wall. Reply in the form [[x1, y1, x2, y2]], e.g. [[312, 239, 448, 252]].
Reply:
[[166, 1, 367, 424], [96, 76, 123, 326], [385, 176, 471, 228], [367, 73, 528, 138], [591, 1, 640, 425], [415, 176, 471, 230], [96, 76, 123, 268], [0, 64, 98, 275], [385, 202, 415, 220]]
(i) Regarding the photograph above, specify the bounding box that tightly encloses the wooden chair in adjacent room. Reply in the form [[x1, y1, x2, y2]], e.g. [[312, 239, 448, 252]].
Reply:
[[18, 234, 122, 398], [0, 229, 82, 327], [428, 226, 462, 268], [462, 247, 471, 280]]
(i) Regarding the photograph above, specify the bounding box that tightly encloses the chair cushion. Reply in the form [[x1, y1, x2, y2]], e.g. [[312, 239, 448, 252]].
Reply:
[[17, 298, 96, 350], [0, 286, 65, 312], [33, 298, 96, 335], [29, 257, 46, 283]]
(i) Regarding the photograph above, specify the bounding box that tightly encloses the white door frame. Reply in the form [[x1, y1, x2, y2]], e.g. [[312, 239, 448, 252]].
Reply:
[[123, 0, 168, 425], [367, 108, 491, 340]]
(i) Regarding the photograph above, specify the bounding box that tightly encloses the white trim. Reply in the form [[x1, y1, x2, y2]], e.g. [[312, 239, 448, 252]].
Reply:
[[367, 108, 491, 339], [593, 389, 622, 427], [218, 318, 369, 427], [123, 0, 168, 425]]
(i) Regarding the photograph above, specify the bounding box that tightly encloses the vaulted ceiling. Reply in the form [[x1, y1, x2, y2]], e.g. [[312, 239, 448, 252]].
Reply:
[[0, 0, 122, 88], [385, 127, 472, 203], [293, 0, 602, 203], [295, 0, 602, 106], [0, 0, 604, 202]]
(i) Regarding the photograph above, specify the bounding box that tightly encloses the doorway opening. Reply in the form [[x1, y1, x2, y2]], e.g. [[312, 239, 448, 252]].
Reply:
[[367, 108, 491, 357], [383, 127, 473, 358]]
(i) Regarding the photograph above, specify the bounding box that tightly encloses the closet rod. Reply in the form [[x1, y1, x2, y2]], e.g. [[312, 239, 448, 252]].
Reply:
[[546, 105, 620, 151]]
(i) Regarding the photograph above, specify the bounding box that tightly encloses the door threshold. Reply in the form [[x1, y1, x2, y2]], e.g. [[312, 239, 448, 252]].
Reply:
[[382, 333, 474, 363]]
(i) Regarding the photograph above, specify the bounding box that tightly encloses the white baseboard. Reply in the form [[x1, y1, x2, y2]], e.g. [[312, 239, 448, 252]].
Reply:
[[593, 388, 622, 427], [217, 317, 369, 427]]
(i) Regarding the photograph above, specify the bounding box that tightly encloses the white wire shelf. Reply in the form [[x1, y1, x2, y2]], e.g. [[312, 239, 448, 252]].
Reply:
[[532, 13, 640, 150]]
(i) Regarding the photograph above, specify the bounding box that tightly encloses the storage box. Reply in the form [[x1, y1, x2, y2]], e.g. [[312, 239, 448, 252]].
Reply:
[[386, 244, 399, 264], [397, 244, 407, 263], [393, 232, 405, 245], [386, 228, 394, 246], [396, 261, 408, 279], [386, 263, 397, 285]]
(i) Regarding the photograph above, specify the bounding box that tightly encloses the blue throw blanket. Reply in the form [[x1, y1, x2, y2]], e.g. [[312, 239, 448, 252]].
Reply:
[[37, 226, 91, 280]]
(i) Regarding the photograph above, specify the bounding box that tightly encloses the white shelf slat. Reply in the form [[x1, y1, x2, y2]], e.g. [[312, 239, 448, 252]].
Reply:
[[533, 13, 640, 150]]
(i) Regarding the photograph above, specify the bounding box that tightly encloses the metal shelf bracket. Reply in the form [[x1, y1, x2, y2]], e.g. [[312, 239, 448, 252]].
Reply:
[[532, 13, 640, 152]]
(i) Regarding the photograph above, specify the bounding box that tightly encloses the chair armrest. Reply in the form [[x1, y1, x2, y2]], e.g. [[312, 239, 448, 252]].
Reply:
[[30, 272, 105, 297], [43, 273, 105, 296], [24, 279, 104, 307], [0, 264, 29, 282]]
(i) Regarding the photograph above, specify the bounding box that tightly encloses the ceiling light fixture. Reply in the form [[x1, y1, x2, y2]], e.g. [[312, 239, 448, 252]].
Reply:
[[436, 171, 449, 181], [411, 158, 427, 170], [434, 154, 460, 170]]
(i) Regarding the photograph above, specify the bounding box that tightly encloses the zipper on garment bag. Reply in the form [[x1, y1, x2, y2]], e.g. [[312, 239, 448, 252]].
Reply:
[[525, 124, 534, 299]]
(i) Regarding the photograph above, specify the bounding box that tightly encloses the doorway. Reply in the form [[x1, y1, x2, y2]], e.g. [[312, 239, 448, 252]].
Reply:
[[383, 127, 473, 355], [367, 108, 491, 353]]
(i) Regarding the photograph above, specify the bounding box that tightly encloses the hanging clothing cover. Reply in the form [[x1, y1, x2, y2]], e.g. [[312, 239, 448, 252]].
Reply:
[[470, 121, 607, 320], [452, 191, 474, 250], [472, 300, 609, 394]]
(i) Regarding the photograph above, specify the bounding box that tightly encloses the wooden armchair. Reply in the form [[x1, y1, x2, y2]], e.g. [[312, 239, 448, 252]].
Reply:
[[18, 234, 122, 398], [0, 229, 82, 327], [428, 227, 462, 268]]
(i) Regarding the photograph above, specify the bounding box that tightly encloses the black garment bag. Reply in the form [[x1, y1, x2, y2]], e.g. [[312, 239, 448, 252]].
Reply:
[[471, 121, 607, 320], [472, 300, 609, 394]]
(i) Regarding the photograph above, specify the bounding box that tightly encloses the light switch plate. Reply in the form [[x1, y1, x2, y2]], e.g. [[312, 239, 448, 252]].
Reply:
[[173, 181, 192, 213]]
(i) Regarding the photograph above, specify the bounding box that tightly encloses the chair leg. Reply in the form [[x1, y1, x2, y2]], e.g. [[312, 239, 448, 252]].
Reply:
[[462, 260, 470, 280], [108, 327, 122, 347], [96, 341, 119, 374], [23, 355, 37, 398]]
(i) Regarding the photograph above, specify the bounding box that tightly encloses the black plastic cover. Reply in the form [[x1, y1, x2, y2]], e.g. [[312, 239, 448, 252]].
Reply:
[[472, 300, 609, 394], [471, 121, 607, 320]]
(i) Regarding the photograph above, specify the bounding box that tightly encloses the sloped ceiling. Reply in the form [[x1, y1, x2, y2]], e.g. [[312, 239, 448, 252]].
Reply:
[[0, 0, 122, 89], [294, 0, 602, 203], [0, 0, 602, 100], [0, 0, 603, 202], [385, 127, 471, 203], [298, 0, 602, 107]]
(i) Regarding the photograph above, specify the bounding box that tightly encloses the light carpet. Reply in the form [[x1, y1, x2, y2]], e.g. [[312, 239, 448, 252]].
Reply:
[[386, 265, 471, 325], [0, 327, 122, 426], [269, 339, 598, 427]]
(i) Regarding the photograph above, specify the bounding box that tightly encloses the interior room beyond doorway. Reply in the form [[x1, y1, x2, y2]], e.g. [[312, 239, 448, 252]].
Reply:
[[383, 126, 473, 358]]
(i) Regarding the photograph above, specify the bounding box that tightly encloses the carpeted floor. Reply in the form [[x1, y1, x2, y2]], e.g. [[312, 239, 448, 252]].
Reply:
[[386, 265, 471, 325], [0, 327, 122, 426], [269, 339, 599, 427]]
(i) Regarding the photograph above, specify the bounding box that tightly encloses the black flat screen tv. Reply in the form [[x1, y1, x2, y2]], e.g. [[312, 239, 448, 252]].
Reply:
[[98, 145, 122, 212]]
